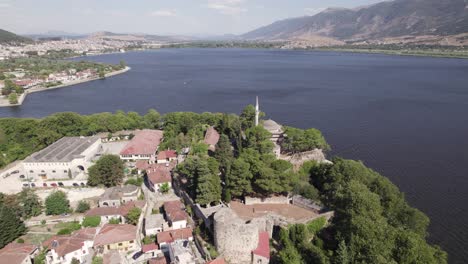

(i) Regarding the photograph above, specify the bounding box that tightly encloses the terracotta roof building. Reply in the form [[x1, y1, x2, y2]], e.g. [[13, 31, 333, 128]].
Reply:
[[252, 231, 270, 263], [120, 130, 163, 160], [42, 228, 97, 264], [0, 242, 38, 264], [94, 224, 138, 254], [85, 200, 145, 224], [163, 200, 188, 229], [156, 228, 193, 246], [156, 150, 177, 164], [148, 256, 169, 264]]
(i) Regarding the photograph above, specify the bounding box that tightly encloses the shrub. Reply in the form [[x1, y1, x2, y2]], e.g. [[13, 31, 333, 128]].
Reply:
[[82, 216, 101, 227], [75, 200, 90, 213], [16, 238, 24, 243], [108, 218, 120, 224], [307, 217, 327, 235], [160, 182, 170, 193]]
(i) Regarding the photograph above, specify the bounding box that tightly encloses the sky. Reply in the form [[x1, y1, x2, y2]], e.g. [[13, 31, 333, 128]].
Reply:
[[0, 0, 384, 36]]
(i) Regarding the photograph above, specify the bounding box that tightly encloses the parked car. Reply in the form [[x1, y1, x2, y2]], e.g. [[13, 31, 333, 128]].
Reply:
[[19, 175, 25, 179], [72, 183, 79, 187], [30, 183, 36, 187], [132, 251, 143, 260], [58, 182, 64, 187], [80, 183, 85, 187], [43, 183, 48, 187], [11, 170, 19, 174], [22, 183, 30, 187], [51, 183, 58, 187]]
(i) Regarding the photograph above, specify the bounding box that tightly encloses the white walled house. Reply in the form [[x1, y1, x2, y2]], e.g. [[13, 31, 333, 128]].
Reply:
[[42, 228, 97, 264], [119, 130, 163, 161], [22, 136, 102, 180]]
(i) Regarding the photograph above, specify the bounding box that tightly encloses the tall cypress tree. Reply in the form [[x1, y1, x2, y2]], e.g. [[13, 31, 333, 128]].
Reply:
[[0, 204, 26, 248]]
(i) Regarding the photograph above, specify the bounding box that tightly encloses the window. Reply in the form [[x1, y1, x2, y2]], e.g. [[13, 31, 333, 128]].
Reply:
[[129, 240, 134, 244], [64, 170, 67, 173], [107, 245, 111, 250], [30, 170, 34, 173], [118, 243, 123, 246], [41, 170, 45, 173], [52, 170, 56, 173]]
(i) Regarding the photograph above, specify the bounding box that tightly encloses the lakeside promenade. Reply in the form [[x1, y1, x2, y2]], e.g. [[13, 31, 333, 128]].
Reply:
[[0, 66, 131, 107]]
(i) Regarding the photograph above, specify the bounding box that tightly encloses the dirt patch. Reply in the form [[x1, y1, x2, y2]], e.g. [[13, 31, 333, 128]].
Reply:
[[230, 201, 318, 222]]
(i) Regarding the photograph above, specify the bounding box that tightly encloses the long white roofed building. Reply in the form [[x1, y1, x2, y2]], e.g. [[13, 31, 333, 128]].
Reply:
[[23, 136, 102, 180]]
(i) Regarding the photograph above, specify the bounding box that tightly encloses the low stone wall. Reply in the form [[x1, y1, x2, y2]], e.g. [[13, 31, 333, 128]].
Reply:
[[293, 211, 335, 225], [292, 195, 323, 213], [245, 195, 290, 205]]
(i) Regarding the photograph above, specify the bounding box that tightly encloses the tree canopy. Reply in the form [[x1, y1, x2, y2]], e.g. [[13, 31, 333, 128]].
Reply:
[[45, 191, 70, 215], [88, 154, 125, 187]]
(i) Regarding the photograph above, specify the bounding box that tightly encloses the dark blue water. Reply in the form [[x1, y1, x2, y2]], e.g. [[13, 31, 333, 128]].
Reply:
[[1, 49, 468, 263]]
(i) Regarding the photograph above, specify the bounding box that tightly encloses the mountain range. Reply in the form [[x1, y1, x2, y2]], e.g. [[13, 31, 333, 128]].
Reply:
[[242, 0, 468, 46]]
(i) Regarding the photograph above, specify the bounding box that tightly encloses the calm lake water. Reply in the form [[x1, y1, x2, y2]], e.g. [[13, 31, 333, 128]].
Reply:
[[1, 49, 468, 263]]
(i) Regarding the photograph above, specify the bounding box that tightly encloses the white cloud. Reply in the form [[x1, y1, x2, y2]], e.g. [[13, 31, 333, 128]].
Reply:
[[304, 7, 326, 16], [150, 10, 177, 17], [205, 0, 248, 15]]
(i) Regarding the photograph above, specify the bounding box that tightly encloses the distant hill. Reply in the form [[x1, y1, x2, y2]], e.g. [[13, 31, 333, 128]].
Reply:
[[88, 31, 193, 43], [242, 0, 468, 45], [0, 29, 32, 44]]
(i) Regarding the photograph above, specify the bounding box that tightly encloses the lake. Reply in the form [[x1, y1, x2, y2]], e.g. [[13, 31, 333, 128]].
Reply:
[[1, 49, 468, 263]]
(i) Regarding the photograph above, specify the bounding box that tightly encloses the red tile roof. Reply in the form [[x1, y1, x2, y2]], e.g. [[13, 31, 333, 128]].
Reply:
[[136, 160, 150, 170], [163, 200, 187, 222], [120, 130, 163, 156], [252, 231, 270, 259], [207, 258, 226, 264], [142, 243, 159, 253], [148, 256, 168, 264], [94, 224, 137, 247], [85, 201, 145, 217], [148, 169, 171, 184], [204, 126, 220, 146], [156, 228, 193, 245], [157, 150, 177, 160], [42, 228, 97, 257], [0, 243, 37, 263]]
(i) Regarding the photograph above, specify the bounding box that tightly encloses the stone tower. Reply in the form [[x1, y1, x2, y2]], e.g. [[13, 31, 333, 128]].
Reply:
[[255, 96, 260, 126]]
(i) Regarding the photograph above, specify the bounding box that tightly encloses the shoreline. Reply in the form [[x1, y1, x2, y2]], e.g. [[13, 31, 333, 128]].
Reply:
[[0, 66, 131, 108]]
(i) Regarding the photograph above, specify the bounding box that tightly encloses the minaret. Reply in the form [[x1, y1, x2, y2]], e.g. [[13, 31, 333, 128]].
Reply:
[[255, 96, 259, 126]]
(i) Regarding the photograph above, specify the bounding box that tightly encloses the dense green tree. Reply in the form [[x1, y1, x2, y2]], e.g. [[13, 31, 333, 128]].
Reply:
[[334, 240, 350, 264], [126, 207, 142, 225], [75, 200, 90, 213], [0, 204, 26, 248], [45, 191, 70, 215], [282, 127, 330, 153], [18, 189, 42, 218], [8, 92, 18, 104], [240, 105, 256, 130], [214, 134, 234, 171], [143, 109, 161, 129], [71, 258, 80, 264], [88, 154, 125, 187], [244, 126, 274, 154], [195, 159, 222, 206], [227, 158, 253, 197]]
